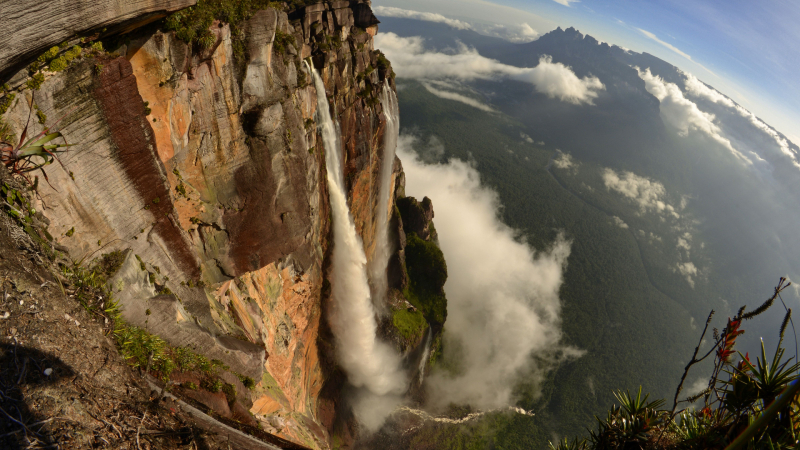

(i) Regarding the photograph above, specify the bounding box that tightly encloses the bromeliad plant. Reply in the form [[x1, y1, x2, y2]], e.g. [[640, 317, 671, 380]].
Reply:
[[550, 278, 800, 450], [583, 387, 668, 449], [0, 96, 74, 186]]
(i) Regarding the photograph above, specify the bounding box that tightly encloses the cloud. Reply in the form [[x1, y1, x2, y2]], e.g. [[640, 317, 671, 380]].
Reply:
[[636, 68, 750, 164], [397, 135, 582, 410], [520, 132, 534, 144], [421, 81, 496, 112], [676, 261, 698, 288], [683, 72, 800, 170], [373, 6, 471, 30], [611, 216, 629, 229], [686, 377, 708, 397], [517, 56, 605, 105], [602, 168, 680, 218], [552, 150, 575, 169], [373, 6, 539, 44], [375, 33, 605, 105], [474, 22, 539, 43], [553, 0, 580, 6], [683, 73, 736, 108], [636, 28, 692, 61]]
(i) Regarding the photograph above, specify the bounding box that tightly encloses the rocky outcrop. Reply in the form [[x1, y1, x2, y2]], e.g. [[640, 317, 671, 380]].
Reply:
[[397, 196, 436, 242], [352, 3, 380, 28], [0, 0, 197, 81]]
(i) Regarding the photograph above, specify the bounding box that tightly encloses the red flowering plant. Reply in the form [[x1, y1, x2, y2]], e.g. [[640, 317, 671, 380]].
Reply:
[[550, 278, 800, 450]]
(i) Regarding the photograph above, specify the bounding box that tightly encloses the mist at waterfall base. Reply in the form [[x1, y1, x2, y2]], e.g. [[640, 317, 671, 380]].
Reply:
[[310, 67, 407, 431], [398, 135, 584, 411]]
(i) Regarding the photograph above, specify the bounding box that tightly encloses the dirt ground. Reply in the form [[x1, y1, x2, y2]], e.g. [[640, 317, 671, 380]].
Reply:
[[0, 173, 267, 449]]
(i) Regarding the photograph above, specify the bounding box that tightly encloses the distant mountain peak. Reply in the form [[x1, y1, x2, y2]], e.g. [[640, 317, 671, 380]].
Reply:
[[543, 25, 587, 44]]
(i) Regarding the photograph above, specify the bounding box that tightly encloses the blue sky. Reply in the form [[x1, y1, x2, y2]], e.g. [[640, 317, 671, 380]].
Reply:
[[373, 0, 800, 145]]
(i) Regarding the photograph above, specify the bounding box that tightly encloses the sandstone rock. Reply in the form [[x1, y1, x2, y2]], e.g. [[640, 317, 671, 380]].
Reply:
[[332, 7, 354, 29], [397, 196, 435, 241], [0, 0, 196, 81], [352, 3, 380, 29]]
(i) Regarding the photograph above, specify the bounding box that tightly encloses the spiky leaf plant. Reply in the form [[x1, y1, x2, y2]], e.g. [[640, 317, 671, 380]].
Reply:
[[1, 97, 74, 185]]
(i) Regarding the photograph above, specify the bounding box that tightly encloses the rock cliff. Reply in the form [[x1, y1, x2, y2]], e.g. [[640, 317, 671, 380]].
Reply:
[[0, 1, 439, 448], [0, 0, 197, 82]]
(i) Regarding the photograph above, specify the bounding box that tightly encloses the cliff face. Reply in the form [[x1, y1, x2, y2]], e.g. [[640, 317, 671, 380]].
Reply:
[[0, 1, 417, 448], [0, 0, 197, 82]]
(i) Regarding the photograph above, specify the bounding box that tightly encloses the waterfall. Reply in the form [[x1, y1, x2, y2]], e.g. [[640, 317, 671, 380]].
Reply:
[[308, 63, 406, 404], [368, 84, 400, 314], [418, 327, 432, 385]]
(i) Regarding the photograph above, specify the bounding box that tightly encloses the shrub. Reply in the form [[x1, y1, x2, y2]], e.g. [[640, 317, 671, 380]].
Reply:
[[273, 30, 296, 54], [404, 232, 448, 327], [392, 308, 428, 341], [164, 0, 284, 57], [552, 278, 800, 450], [405, 232, 447, 297]]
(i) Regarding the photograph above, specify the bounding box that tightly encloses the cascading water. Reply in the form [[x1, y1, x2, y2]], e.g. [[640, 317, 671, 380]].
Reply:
[[308, 62, 406, 429], [367, 85, 400, 314], [417, 328, 432, 384]]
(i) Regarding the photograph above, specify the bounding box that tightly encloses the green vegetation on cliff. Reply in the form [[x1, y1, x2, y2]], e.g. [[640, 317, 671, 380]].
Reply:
[[392, 308, 428, 342], [163, 0, 323, 50], [404, 232, 448, 328], [164, 0, 281, 48]]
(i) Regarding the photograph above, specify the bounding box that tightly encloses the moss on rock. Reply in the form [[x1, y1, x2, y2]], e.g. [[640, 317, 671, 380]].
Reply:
[[404, 232, 447, 328], [391, 308, 427, 342]]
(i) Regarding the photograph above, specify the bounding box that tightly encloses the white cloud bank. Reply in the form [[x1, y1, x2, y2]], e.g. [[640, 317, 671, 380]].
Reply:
[[552, 150, 576, 169], [602, 168, 680, 219], [601, 166, 701, 288], [636, 28, 691, 61], [683, 72, 800, 170], [611, 216, 629, 229], [373, 6, 538, 43], [676, 261, 698, 288], [553, 0, 580, 6], [372, 6, 471, 30], [636, 68, 750, 164], [375, 33, 605, 105], [398, 135, 582, 410], [474, 22, 539, 43], [420, 81, 496, 112]]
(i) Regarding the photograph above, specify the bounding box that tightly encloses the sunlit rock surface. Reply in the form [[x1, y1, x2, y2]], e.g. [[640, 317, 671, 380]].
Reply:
[[0, 0, 197, 81]]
